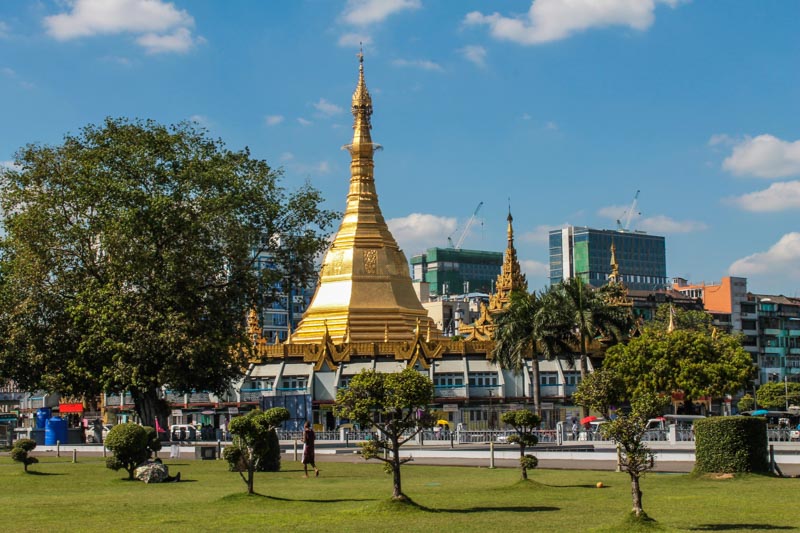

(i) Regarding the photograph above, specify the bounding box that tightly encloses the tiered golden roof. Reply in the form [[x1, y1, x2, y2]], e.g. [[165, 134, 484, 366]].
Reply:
[[460, 211, 527, 341], [289, 55, 441, 344]]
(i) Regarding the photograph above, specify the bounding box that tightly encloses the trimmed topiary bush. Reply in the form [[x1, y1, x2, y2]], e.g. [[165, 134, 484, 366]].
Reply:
[[11, 438, 38, 473], [105, 423, 160, 480], [694, 416, 769, 474]]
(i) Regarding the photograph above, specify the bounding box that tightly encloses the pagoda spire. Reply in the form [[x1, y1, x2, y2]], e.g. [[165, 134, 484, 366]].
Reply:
[[488, 209, 527, 311], [609, 242, 620, 284], [289, 54, 440, 344]]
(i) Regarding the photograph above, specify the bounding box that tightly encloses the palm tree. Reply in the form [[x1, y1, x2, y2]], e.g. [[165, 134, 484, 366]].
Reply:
[[552, 277, 633, 416], [492, 289, 573, 414]]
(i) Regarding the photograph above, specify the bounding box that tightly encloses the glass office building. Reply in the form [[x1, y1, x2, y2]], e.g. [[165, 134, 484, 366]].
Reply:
[[549, 226, 668, 291]]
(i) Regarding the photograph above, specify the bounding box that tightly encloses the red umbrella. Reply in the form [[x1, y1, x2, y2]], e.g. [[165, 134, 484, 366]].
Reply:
[[580, 415, 597, 425]]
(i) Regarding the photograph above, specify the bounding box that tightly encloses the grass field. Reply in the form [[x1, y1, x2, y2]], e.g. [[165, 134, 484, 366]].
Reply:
[[0, 454, 797, 532]]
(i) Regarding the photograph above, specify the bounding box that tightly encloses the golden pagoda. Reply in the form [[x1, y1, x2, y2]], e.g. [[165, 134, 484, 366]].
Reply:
[[459, 210, 527, 341], [289, 54, 441, 344]]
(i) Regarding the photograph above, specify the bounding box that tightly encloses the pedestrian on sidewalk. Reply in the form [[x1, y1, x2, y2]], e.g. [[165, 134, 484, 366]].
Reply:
[[302, 421, 319, 478]]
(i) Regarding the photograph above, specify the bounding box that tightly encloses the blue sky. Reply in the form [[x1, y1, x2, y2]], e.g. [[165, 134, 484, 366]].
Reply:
[[1, 0, 798, 296]]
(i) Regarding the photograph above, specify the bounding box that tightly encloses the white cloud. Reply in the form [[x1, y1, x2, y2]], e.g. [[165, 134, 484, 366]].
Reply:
[[521, 224, 565, 243], [387, 213, 458, 255], [188, 114, 209, 126], [341, 0, 421, 26], [726, 181, 800, 213], [313, 98, 344, 117], [0, 20, 10, 38], [265, 115, 285, 126], [722, 134, 800, 179], [287, 160, 331, 176], [597, 205, 706, 234], [729, 233, 800, 279], [521, 259, 549, 277], [392, 58, 443, 72], [1, 67, 15, 78], [1, 160, 21, 172], [460, 45, 487, 68], [545, 121, 558, 130], [279, 152, 294, 162], [521, 113, 532, 121], [708, 133, 736, 147], [43, 0, 202, 54], [297, 118, 312, 127], [464, 0, 679, 45], [338, 33, 372, 48], [637, 215, 707, 234], [136, 27, 201, 54]]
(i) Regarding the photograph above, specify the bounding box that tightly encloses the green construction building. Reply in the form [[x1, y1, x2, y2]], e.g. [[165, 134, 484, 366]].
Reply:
[[410, 247, 503, 297]]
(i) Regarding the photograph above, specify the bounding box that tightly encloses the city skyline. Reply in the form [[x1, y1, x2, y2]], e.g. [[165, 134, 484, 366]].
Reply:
[[1, 1, 798, 296]]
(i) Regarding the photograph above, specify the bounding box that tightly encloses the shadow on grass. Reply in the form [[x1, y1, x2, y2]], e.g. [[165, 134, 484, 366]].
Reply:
[[595, 512, 663, 532], [26, 471, 65, 476], [374, 497, 559, 515], [219, 493, 374, 504], [495, 479, 604, 490], [689, 525, 795, 531]]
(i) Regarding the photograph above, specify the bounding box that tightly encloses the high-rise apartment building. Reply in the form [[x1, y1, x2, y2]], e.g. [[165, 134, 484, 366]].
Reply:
[[410, 247, 503, 297], [549, 226, 668, 291]]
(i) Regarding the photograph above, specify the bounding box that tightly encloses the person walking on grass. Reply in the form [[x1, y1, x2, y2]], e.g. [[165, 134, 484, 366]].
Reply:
[[302, 420, 319, 478]]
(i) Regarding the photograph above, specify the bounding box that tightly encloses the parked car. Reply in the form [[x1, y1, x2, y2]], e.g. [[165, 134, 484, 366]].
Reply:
[[170, 424, 198, 442]]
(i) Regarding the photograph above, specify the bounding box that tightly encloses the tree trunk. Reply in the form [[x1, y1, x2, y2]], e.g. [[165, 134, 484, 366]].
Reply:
[[391, 439, 403, 499], [531, 356, 541, 416], [630, 473, 643, 517], [247, 460, 255, 494], [579, 332, 589, 418], [131, 387, 168, 430], [520, 444, 527, 480]]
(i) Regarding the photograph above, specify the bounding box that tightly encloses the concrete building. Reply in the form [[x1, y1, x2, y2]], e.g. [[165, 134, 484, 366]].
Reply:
[[549, 226, 668, 291], [673, 276, 748, 332]]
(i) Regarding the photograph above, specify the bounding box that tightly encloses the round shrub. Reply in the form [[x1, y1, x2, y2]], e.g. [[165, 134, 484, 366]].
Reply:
[[104, 423, 151, 479], [223, 428, 281, 472], [694, 416, 769, 474]]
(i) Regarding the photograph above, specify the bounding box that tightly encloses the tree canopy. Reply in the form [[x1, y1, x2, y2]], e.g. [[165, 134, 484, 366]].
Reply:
[[334, 368, 434, 500], [500, 409, 540, 480], [755, 381, 800, 410], [226, 408, 290, 494], [0, 118, 336, 427], [571, 367, 624, 420], [603, 327, 756, 404]]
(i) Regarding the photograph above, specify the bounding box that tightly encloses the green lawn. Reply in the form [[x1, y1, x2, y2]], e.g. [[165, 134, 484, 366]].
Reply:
[[0, 455, 797, 532]]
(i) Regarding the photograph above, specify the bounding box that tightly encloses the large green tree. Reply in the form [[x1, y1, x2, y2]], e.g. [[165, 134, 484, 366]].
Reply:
[[492, 289, 573, 414], [755, 381, 800, 410], [604, 328, 757, 407], [0, 118, 336, 429], [334, 368, 434, 501], [500, 409, 540, 481]]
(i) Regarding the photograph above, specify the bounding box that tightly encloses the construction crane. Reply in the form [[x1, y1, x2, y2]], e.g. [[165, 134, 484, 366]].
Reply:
[[616, 190, 640, 231], [448, 201, 484, 249]]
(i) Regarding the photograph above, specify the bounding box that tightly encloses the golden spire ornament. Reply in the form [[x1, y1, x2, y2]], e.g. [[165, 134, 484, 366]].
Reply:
[[289, 53, 441, 344]]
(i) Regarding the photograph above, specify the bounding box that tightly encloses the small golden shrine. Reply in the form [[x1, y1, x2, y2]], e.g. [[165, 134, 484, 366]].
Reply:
[[458, 211, 528, 341]]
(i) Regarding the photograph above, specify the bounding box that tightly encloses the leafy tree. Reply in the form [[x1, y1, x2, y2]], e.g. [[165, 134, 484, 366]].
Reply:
[[334, 368, 434, 500], [492, 290, 573, 414], [737, 394, 755, 413], [572, 367, 624, 420], [650, 304, 712, 333], [0, 118, 336, 429], [604, 328, 756, 408], [226, 408, 290, 495], [755, 381, 800, 410], [105, 423, 159, 480], [601, 393, 669, 519], [10, 438, 38, 473], [500, 409, 540, 480]]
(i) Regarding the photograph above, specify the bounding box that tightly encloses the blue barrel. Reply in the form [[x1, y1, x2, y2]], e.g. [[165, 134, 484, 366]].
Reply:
[[45, 416, 68, 445], [36, 408, 52, 429]]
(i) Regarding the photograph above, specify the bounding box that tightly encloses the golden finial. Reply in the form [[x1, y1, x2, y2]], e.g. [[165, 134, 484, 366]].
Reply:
[[384, 322, 389, 343], [426, 320, 431, 342], [344, 319, 351, 343], [609, 241, 620, 284], [667, 304, 676, 333]]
